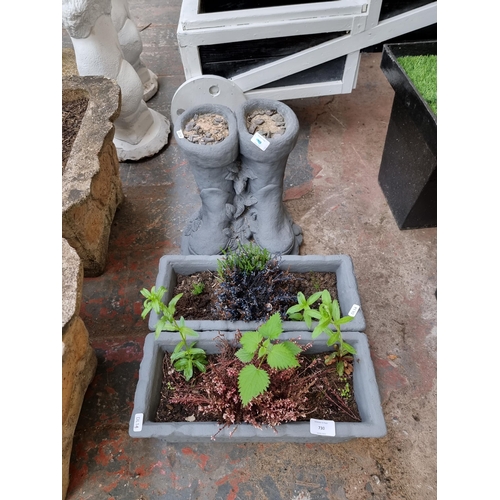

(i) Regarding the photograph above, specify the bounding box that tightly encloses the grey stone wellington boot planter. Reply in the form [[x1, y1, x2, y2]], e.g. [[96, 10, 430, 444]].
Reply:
[[129, 330, 386, 442], [148, 254, 365, 333], [174, 103, 239, 255], [234, 98, 303, 255]]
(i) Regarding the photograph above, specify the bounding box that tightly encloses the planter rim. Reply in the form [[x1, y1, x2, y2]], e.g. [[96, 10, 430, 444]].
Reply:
[[129, 330, 386, 442], [148, 254, 366, 332]]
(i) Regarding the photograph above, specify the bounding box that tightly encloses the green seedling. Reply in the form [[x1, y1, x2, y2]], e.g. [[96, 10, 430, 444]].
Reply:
[[286, 291, 322, 328], [287, 290, 356, 377], [140, 285, 207, 381], [236, 313, 302, 406], [191, 282, 205, 296], [340, 382, 351, 399], [217, 242, 271, 278]]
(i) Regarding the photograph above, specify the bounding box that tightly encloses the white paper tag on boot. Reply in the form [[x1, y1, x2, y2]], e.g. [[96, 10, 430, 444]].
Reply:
[[251, 132, 270, 151], [310, 418, 336, 436], [133, 413, 144, 432]]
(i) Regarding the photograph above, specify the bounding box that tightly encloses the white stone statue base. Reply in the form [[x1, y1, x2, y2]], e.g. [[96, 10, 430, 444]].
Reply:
[[142, 68, 158, 101], [113, 108, 170, 161]]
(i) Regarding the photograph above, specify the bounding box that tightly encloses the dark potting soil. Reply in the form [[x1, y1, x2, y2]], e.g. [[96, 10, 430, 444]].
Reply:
[[155, 335, 361, 429], [172, 270, 338, 322], [62, 97, 88, 171]]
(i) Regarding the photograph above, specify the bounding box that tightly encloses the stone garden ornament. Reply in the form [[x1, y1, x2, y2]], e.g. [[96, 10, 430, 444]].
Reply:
[[111, 0, 158, 101], [174, 99, 303, 255], [62, 0, 170, 161]]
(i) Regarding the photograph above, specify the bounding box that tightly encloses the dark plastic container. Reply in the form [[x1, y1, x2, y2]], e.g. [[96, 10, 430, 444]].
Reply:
[[379, 41, 437, 229]]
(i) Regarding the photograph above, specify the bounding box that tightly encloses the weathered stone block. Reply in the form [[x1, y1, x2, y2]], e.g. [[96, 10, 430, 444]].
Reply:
[[62, 75, 124, 277], [62, 239, 97, 499]]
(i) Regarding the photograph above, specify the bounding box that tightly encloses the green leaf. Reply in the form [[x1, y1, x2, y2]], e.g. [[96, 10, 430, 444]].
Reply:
[[287, 312, 303, 321], [180, 326, 199, 337], [336, 361, 345, 377], [304, 309, 321, 329], [235, 348, 255, 363], [331, 300, 341, 322], [258, 344, 269, 359], [286, 304, 304, 316], [168, 293, 183, 309], [174, 357, 188, 369], [336, 315, 354, 325], [186, 347, 205, 356], [183, 361, 194, 381], [296, 292, 307, 307], [282, 341, 302, 357], [240, 331, 262, 354], [258, 313, 283, 339], [155, 317, 168, 338], [341, 341, 357, 355], [326, 330, 341, 346], [307, 291, 323, 305], [312, 324, 324, 338], [141, 302, 153, 319], [193, 360, 207, 372], [170, 350, 186, 362], [321, 290, 332, 306], [266, 343, 300, 369], [238, 365, 270, 406]]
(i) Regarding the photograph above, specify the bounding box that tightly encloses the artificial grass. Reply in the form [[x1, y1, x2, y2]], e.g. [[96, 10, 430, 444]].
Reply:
[[397, 55, 437, 115]]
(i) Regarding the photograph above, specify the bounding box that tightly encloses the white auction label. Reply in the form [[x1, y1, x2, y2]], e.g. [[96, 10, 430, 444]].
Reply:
[[348, 304, 360, 317], [176, 129, 184, 139], [133, 413, 144, 432], [251, 132, 270, 151], [310, 418, 336, 436]]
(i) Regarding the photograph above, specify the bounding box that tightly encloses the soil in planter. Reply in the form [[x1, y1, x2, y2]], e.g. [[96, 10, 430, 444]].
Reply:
[[182, 113, 229, 145], [62, 97, 88, 171], [155, 334, 361, 431], [172, 265, 338, 322]]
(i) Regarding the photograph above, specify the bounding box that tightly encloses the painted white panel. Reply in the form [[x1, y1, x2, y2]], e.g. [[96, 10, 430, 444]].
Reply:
[[179, 0, 365, 30], [230, 2, 436, 91], [177, 15, 357, 46], [245, 80, 346, 100]]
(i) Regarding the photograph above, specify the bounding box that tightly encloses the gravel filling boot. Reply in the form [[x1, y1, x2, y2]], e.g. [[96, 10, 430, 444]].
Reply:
[[235, 99, 303, 255], [174, 104, 239, 255]]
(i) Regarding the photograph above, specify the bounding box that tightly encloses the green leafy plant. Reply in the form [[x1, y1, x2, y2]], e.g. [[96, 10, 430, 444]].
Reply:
[[191, 282, 205, 296], [236, 313, 302, 406], [140, 285, 207, 381], [287, 290, 356, 376], [340, 381, 351, 399], [217, 242, 271, 278], [286, 291, 322, 327]]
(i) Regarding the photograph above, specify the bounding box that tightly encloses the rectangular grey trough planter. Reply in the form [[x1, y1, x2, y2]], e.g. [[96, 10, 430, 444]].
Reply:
[[129, 330, 386, 443], [148, 254, 366, 333]]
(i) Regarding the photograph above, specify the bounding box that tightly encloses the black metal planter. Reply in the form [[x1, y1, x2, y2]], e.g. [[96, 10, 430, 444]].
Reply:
[[379, 41, 437, 230]]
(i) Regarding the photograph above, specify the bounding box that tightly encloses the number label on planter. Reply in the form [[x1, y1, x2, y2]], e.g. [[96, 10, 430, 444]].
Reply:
[[176, 129, 184, 139], [133, 413, 144, 432], [251, 132, 270, 151], [310, 418, 336, 436], [348, 304, 360, 317]]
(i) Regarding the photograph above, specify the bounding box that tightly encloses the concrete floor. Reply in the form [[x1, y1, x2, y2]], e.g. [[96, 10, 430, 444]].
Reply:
[[63, 1, 437, 498]]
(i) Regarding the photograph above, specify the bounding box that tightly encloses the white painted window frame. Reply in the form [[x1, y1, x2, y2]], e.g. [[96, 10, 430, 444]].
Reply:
[[176, 0, 437, 99]]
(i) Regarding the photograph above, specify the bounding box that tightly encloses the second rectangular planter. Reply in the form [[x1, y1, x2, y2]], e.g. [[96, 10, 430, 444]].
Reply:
[[129, 330, 386, 443], [148, 254, 366, 332]]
